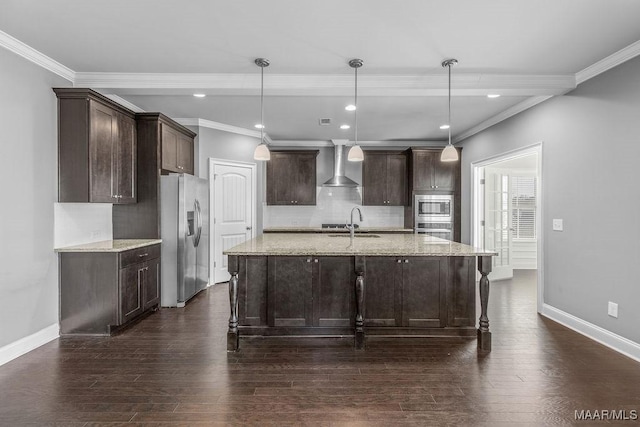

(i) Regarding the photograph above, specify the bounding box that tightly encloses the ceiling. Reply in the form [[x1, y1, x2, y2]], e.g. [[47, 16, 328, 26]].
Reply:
[[2, 0, 640, 142]]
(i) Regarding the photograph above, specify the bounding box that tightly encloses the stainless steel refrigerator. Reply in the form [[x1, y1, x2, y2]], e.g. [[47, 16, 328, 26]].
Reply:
[[160, 173, 209, 307]]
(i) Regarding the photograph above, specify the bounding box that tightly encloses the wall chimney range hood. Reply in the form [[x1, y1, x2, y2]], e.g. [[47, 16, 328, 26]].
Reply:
[[322, 140, 359, 187]]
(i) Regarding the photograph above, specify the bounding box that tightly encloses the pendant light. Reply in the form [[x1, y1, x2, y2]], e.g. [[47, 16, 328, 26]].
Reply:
[[253, 58, 271, 161], [440, 58, 459, 162], [347, 59, 364, 162]]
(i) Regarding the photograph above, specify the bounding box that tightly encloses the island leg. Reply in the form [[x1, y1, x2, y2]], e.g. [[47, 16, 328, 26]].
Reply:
[[227, 271, 239, 352], [477, 256, 492, 352], [354, 273, 365, 350]]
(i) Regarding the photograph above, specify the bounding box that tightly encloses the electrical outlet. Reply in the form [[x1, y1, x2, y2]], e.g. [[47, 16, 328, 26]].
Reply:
[[552, 219, 563, 231], [90, 230, 101, 239], [608, 301, 618, 318]]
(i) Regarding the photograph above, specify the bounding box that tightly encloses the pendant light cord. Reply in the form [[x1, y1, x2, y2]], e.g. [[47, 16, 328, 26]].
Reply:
[[260, 64, 265, 145], [447, 62, 452, 146], [354, 66, 358, 145]]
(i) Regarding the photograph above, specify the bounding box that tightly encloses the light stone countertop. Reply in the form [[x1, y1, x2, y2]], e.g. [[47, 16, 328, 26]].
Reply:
[[224, 233, 496, 257], [55, 239, 162, 253], [263, 227, 414, 233]]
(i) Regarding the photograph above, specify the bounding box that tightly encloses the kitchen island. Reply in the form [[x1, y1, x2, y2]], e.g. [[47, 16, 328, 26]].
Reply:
[[224, 233, 496, 351]]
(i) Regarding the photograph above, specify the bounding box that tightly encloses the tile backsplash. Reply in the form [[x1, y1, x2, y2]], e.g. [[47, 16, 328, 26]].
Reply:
[[263, 187, 405, 228], [54, 203, 113, 248]]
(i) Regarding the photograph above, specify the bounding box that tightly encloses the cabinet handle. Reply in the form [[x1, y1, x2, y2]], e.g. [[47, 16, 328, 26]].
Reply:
[[404, 259, 409, 263], [138, 253, 148, 258], [295, 201, 298, 204], [397, 259, 402, 263], [314, 259, 318, 263], [306, 258, 311, 263], [291, 201, 294, 204]]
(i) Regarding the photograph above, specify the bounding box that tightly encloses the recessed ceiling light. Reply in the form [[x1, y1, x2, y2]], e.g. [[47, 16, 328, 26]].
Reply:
[[340, 124, 350, 130], [439, 124, 450, 130], [193, 93, 206, 98], [254, 124, 265, 129], [487, 94, 500, 98], [345, 104, 356, 111]]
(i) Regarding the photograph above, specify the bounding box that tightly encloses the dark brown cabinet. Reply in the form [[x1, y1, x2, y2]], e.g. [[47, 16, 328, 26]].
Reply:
[[362, 151, 407, 206], [59, 244, 161, 335], [268, 256, 314, 326], [161, 122, 194, 175], [363, 256, 447, 328], [267, 150, 319, 205], [55, 88, 136, 204], [410, 148, 459, 192], [112, 113, 197, 239]]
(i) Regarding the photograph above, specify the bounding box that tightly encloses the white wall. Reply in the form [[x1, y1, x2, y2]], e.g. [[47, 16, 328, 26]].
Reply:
[[0, 47, 71, 354], [54, 203, 113, 248], [459, 54, 640, 345]]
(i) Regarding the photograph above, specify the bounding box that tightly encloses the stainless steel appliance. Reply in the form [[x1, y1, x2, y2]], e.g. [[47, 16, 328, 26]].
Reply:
[[160, 173, 209, 307], [415, 194, 453, 239]]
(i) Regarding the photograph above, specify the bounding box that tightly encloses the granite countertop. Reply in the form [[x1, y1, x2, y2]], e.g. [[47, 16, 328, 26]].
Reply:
[[263, 227, 414, 233], [224, 233, 496, 257], [55, 239, 162, 253]]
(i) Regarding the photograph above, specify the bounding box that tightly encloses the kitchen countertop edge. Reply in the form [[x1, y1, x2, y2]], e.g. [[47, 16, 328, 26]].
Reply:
[[55, 239, 162, 253]]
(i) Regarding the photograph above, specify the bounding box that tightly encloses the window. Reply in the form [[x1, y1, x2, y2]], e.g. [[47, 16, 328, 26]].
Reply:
[[511, 176, 537, 239]]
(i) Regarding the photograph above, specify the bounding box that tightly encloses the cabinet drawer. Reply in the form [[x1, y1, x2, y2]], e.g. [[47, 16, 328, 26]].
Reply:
[[119, 244, 161, 268]]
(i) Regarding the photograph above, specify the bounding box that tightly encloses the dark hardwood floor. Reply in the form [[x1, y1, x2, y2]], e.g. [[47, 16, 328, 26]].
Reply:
[[1, 270, 639, 426]]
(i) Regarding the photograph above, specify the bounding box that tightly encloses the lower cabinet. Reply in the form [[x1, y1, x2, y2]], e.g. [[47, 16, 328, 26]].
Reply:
[[59, 244, 161, 335], [234, 255, 473, 333]]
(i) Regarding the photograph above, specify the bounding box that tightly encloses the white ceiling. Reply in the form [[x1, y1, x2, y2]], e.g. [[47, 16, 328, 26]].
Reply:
[[2, 0, 640, 141]]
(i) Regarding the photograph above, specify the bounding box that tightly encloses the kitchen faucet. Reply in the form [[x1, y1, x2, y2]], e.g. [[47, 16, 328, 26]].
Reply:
[[346, 206, 364, 244]]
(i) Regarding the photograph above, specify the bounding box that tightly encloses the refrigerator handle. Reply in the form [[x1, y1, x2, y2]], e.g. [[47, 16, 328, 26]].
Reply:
[[194, 199, 202, 247]]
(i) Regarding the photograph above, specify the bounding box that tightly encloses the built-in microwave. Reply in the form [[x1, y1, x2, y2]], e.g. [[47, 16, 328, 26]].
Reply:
[[415, 195, 454, 239], [416, 195, 452, 218]]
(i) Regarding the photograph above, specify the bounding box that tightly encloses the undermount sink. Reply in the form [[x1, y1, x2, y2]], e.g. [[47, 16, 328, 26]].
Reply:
[[327, 234, 381, 238]]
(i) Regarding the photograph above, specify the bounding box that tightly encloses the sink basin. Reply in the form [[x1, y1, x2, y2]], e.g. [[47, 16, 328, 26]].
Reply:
[[327, 234, 381, 238]]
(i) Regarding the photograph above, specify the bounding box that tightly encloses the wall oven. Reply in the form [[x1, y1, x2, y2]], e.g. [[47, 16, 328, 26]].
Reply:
[[415, 194, 454, 240]]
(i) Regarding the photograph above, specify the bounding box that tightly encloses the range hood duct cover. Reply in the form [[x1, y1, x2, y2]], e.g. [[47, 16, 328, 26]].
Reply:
[[322, 144, 359, 187]]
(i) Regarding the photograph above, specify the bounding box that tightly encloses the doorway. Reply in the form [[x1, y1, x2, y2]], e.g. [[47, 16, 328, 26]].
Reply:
[[471, 143, 543, 312], [209, 159, 256, 284]]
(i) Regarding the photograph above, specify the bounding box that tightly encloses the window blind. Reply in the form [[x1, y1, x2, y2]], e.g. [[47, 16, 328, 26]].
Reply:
[[511, 176, 536, 239]]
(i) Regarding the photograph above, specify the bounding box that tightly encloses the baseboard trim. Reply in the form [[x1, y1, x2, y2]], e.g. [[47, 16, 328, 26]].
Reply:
[[541, 304, 640, 363], [0, 323, 59, 366]]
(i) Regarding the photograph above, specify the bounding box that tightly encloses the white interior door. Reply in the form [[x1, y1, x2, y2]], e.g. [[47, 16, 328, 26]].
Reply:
[[484, 167, 514, 280], [212, 161, 255, 283]]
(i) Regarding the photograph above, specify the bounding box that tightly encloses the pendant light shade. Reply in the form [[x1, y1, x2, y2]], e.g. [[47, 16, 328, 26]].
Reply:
[[440, 58, 459, 162], [347, 144, 364, 161], [347, 59, 364, 162], [253, 58, 271, 161]]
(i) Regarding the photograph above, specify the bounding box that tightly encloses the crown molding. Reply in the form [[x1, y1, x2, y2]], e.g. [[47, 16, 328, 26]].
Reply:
[[270, 140, 444, 148], [174, 118, 272, 144], [100, 94, 146, 113], [73, 72, 575, 97], [576, 39, 640, 85], [454, 96, 553, 143], [0, 30, 75, 82]]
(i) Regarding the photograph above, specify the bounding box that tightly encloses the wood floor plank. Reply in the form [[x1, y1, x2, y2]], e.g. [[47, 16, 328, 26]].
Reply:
[[1, 270, 640, 425]]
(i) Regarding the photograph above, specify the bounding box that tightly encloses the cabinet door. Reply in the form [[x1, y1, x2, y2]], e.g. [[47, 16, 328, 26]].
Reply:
[[267, 257, 313, 327], [143, 258, 161, 310], [313, 257, 354, 327], [432, 152, 458, 191], [411, 150, 434, 191], [115, 112, 136, 203], [161, 124, 179, 172], [401, 257, 447, 327], [292, 153, 317, 205], [363, 257, 402, 326], [267, 153, 294, 205], [119, 264, 144, 324], [177, 133, 194, 175], [89, 101, 117, 202], [362, 153, 388, 206], [386, 154, 407, 206]]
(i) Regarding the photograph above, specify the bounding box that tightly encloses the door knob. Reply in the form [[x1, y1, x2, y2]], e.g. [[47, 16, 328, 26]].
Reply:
[[246, 226, 252, 230]]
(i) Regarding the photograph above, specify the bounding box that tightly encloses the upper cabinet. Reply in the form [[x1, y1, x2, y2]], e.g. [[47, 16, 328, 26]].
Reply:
[[267, 150, 319, 205], [55, 88, 137, 204], [160, 122, 194, 175], [362, 151, 407, 206], [410, 148, 460, 192]]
